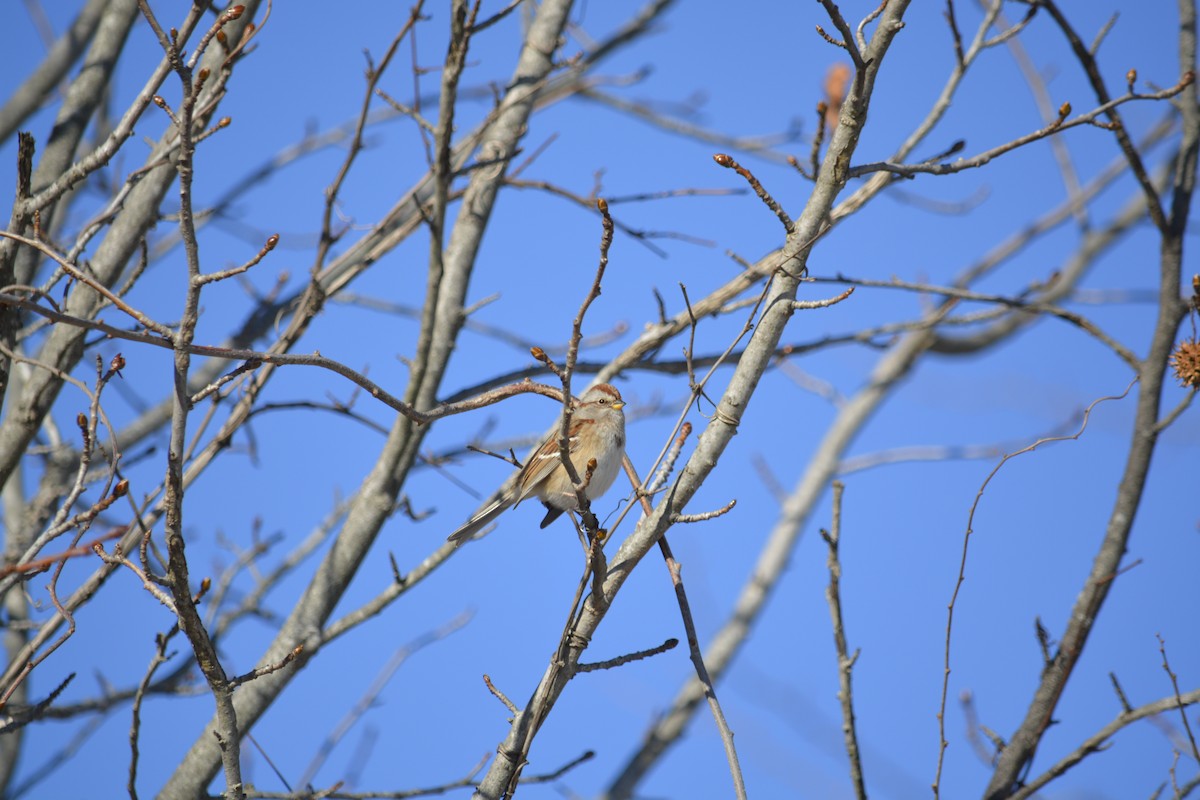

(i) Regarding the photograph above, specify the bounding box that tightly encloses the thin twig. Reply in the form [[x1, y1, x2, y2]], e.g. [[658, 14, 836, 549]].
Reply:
[[484, 674, 518, 714], [670, 500, 736, 523], [128, 629, 178, 800], [935, 380, 1136, 794], [847, 75, 1193, 180], [820, 482, 867, 800], [576, 638, 678, 673], [713, 153, 792, 232], [1157, 634, 1200, 763]]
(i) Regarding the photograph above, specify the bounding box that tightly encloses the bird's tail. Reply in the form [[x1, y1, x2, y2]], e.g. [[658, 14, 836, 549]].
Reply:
[[447, 496, 513, 544]]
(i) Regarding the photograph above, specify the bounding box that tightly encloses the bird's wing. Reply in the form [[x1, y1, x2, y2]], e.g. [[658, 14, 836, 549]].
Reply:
[[513, 427, 582, 505]]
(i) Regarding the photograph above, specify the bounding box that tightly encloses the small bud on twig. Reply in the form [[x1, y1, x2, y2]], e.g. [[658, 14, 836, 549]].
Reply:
[[1052, 102, 1071, 128], [112, 480, 129, 499]]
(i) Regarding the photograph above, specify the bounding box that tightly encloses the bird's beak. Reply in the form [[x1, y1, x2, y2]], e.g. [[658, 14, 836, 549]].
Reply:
[[613, 400, 626, 410]]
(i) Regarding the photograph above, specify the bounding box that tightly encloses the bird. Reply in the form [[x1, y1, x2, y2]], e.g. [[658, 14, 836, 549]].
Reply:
[[447, 383, 626, 544]]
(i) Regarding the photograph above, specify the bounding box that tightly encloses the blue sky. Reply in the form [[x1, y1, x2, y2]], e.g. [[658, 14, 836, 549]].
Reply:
[[2, 2, 1197, 799]]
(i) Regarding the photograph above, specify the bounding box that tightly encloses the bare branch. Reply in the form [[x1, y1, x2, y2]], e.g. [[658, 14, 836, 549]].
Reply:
[[576, 638, 678, 673], [820, 482, 867, 800]]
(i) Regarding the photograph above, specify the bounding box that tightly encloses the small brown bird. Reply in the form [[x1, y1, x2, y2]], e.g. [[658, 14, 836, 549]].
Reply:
[[447, 383, 626, 544]]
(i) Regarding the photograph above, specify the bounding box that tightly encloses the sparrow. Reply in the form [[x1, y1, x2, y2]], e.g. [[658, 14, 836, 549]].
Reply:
[[447, 383, 626, 544]]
